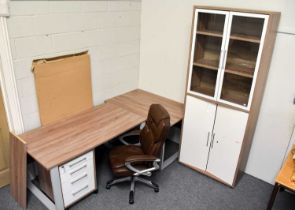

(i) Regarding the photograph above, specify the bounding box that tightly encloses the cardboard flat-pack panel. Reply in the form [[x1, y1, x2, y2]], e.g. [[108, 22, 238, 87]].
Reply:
[[33, 52, 93, 126]]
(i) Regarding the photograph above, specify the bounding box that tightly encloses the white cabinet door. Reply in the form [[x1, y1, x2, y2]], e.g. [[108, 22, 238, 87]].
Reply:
[[187, 9, 229, 101], [216, 12, 269, 111], [179, 96, 216, 170], [206, 106, 248, 185]]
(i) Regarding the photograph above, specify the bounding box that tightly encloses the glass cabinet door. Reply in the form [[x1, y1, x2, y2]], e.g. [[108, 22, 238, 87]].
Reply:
[[218, 13, 268, 108], [188, 10, 228, 98]]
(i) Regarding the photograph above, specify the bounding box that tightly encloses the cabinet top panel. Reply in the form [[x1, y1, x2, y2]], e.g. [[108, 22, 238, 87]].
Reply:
[[194, 6, 280, 16]]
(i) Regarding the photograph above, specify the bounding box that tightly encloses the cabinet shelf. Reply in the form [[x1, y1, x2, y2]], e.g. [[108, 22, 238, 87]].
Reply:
[[230, 33, 260, 43], [224, 69, 253, 78], [221, 91, 249, 107], [193, 59, 219, 71], [195, 86, 215, 96], [196, 32, 261, 43], [226, 58, 256, 78], [196, 30, 223, 38], [225, 60, 255, 78]]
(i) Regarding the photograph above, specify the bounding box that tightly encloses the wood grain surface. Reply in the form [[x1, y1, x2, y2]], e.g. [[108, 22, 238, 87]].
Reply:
[[19, 89, 184, 170], [18, 89, 183, 170], [20, 103, 143, 170], [10, 133, 27, 209], [275, 145, 295, 191], [106, 89, 184, 126]]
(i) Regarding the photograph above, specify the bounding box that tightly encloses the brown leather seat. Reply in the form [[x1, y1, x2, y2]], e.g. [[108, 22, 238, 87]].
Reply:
[[109, 145, 144, 177], [107, 104, 170, 204]]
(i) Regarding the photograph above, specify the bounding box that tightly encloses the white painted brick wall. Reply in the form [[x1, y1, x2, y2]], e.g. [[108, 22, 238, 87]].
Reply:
[[7, 0, 141, 131]]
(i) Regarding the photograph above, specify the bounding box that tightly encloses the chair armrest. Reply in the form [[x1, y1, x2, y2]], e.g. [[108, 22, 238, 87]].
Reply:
[[119, 122, 145, 145], [125, 155, 160, 176], [125, 155, 158, 164], [119, 130, 140, 145]]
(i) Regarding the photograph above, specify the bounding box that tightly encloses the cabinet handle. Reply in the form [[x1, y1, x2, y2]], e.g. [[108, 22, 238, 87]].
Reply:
[[211, 133, 216, 149], [206, 132, 210, 146]]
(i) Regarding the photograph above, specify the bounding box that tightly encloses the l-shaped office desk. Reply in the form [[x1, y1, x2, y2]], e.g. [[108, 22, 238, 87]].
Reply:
[[10, 89, 184, 210]]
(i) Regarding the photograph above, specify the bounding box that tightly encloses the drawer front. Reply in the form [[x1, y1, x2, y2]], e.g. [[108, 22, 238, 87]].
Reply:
[[58, 151, 96, 207]]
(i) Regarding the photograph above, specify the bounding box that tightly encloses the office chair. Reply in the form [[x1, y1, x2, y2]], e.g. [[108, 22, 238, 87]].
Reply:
[[106, 104, 170, 204]]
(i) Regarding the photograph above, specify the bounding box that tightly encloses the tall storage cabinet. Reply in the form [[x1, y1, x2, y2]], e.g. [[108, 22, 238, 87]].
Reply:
[[179, 7, 280, 186]]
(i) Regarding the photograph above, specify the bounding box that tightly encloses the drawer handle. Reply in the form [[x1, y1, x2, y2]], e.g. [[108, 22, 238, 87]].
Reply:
[[72, 185, 89, 196], [70, 164, 87, 176], [69, 157, 87, 168], [71, 174, 88, 185]]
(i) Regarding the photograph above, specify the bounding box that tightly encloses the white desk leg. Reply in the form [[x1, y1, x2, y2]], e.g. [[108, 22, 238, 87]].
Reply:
[[50, 167, 65, 210]]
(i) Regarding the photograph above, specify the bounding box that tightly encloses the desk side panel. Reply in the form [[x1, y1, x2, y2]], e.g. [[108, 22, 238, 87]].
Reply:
[[10, 133, 27, 209], [37, 164, 53, 200]]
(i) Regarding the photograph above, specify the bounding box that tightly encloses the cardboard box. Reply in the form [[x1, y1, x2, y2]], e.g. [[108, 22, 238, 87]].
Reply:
[[32, 52, 93, 126]]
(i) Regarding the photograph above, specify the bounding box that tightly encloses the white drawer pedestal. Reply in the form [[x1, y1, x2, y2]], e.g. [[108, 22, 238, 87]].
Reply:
[[58, 151, 96, 208], [28, 150, 97, 210]]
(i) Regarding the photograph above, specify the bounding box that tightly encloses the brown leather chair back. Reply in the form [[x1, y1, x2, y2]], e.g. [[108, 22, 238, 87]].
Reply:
[[139, 104, 170, 156]]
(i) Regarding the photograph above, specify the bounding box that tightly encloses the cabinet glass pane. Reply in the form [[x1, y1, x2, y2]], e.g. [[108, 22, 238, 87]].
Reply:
[[197, 12, 226, 35], [225, 40, 259, 78], [190, 12, 226, 97], [190, 66, 217, 97], [230, 16, 264, 42], [221, 15, 265, 107], [220, 73, 252, 107], [194, 35, 223, 69]]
